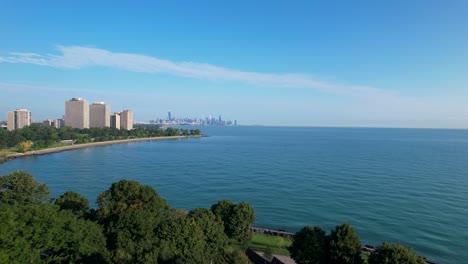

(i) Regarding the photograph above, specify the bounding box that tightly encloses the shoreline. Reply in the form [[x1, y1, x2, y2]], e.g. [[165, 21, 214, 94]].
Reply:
[[0, 135, 204, 164]]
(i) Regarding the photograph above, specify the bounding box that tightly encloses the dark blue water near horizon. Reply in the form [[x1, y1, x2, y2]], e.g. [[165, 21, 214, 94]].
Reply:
[[1, 126, 467, 263]]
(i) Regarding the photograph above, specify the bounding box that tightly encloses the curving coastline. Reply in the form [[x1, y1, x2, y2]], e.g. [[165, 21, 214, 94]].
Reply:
[[0, 135, 204, 164]]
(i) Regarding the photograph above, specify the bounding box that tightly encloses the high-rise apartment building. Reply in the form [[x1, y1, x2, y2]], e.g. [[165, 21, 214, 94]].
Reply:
[[65, 98, 89, 129], [120, 110, 133, 130], [7, 109, 31, 131], [90, 102, 110, 128], [53, 119, 62, 129], [111, 112, 121, 130]]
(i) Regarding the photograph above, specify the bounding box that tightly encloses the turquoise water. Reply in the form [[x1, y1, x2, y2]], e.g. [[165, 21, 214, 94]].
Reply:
[[1, 126, 467, 263]]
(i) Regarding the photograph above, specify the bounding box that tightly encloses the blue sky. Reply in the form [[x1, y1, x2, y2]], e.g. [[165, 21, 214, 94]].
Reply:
[[1, 0, 467, 128]]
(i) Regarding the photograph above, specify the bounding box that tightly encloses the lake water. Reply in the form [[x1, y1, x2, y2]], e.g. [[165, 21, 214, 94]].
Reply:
[[1, 126, 467, 263]]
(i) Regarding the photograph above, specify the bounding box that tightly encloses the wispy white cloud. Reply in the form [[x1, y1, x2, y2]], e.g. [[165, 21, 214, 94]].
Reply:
[[0, 45, 396, 99]]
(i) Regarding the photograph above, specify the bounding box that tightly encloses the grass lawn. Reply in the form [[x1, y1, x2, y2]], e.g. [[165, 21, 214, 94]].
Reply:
[[0, 142, 73, 157], [0, 148, 19, 157], [230, 234, 292, 256]]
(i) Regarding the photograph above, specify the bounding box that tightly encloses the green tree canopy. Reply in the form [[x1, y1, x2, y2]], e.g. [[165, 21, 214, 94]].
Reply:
[[97, 179, 169, 221], [97, 180, 169, 263], [369, 242, 425, 264], [156, 217, 207, 263], [188, 208, 228, 257], [289, 226, 327, 264], [328, 223, 362, 264], [0, 203, 108, 264], [0, 171, 50, 205], [55, 191, 90, 216], [211, 200, 256, 242]]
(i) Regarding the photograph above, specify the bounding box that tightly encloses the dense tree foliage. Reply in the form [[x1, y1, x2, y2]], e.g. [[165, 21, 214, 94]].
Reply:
[[0, 171, 50, 205], [0, 204, 108, 263], [289, 226, 327, 264], [156, 216, 207, 263], [188, 208, 228, 256], [211, 200, 256, 242], [0, 172, 107, 263], [54, 191, 90, 217], [368, 243, 425, 264], [0, 124, 202, 151], [290, 223, 364, 264], [97, 180, 169, 263], [0, 171, 428, 264], [328, 223, 363, 264]]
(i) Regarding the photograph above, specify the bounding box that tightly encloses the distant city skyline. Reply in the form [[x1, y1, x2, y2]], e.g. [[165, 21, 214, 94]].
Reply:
[[1, 1, 468, 128], [146, 111, 237, 126], [3, 98, 233, 128]]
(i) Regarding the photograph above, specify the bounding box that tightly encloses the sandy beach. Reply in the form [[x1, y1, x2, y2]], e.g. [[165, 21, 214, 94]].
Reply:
[[1, 135, 204, 164]]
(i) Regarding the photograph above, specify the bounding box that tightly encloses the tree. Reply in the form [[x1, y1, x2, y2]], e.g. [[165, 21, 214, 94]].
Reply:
[[17, 140, 33, 152], [369, 242, 425, 264], [230, 202, 256, 242], [289, 226, 327, 264], [0, 203, 109, 263], [97, 180, 169, 263], [97, 179, 169, 220], [55, 191, 90, 216], [211, 200, 256, 242], [328, 223, 362, 264], [108, 209, 163, 263], [156, 217, 207, 263], [211, 200, 235, 221], [0, 171, 50, 205], [180, 129, 189, 136], [164, 127, 180, 136], [188, 208, 228, 257], [0, 129, 8, 149], [190, 129, 201, 135]]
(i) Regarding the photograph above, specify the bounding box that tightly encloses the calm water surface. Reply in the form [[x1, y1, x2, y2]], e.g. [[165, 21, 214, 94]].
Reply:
[[1, 126, 467, 263]]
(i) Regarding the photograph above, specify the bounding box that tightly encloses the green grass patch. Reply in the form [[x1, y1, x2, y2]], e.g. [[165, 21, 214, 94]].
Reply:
[[0, 141, 73, 157], [47, 142, 73, 148], [249, 234, 292, 255], [0, 148, 20, 156], [229, 234, 292, 256]]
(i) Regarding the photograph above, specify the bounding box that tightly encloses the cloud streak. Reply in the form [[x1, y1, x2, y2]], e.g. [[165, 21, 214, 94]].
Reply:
[[0, 45, 396, 99]]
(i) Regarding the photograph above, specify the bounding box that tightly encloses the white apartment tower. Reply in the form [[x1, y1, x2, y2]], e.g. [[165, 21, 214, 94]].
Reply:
[[7, 109, 31, 131], [65, 98, 89, 129], [120, 110, 133, 130], [90, 102, 110, 128]]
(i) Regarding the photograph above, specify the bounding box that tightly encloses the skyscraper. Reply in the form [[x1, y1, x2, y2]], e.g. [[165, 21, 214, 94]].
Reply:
[[7, 109, 31, 131], [168, 111, 172, 121], [90, 102, 110, 128], [65, 98, 89, 129], [120, 110, 133, 130]]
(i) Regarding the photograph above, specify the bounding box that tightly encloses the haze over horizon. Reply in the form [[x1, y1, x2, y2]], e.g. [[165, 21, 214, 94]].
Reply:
[[1, 1, 467, 128]]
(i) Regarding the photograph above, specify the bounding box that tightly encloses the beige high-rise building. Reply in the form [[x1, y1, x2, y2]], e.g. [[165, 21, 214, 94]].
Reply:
[[65, 98, 89, 129], [90, 102, 110, 128], [7, 109, 31, 131], [53, 119, 62, 129], [120, 110, 133, 130], [111, 112, 121, 129]]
